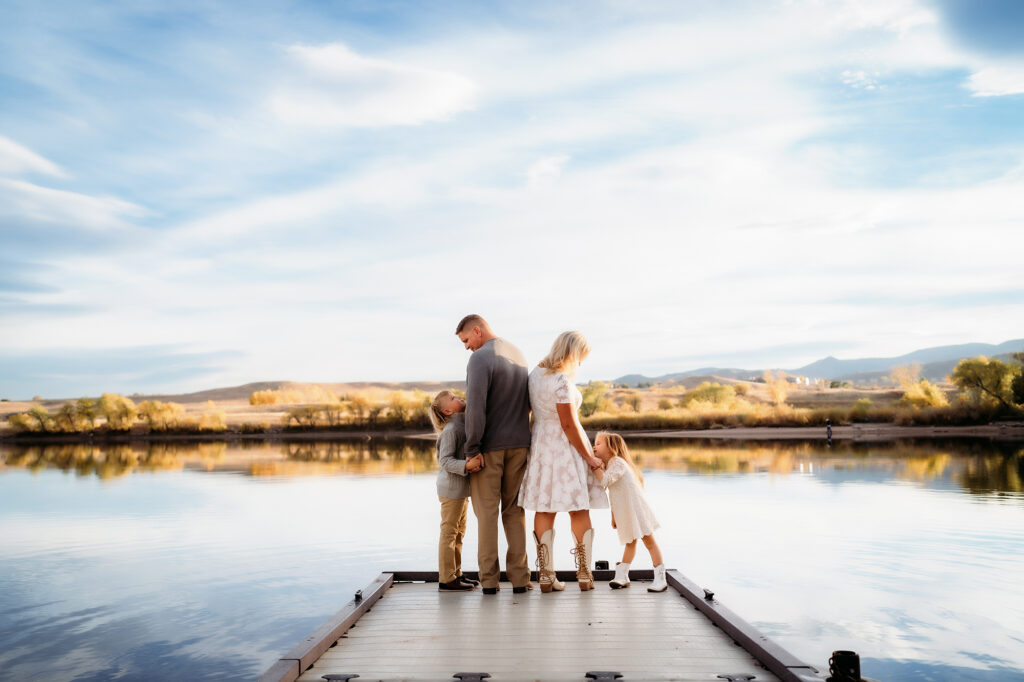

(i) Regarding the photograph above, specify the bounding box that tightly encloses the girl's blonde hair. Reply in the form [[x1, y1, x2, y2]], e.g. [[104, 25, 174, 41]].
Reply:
[[430, 390, 456, 433], [537, 331, 590, 376], [597, 431, 644, 486]]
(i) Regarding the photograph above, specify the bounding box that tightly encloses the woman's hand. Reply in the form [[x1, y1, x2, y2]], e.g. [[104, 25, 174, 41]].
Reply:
[[586, 455, 603, 471]]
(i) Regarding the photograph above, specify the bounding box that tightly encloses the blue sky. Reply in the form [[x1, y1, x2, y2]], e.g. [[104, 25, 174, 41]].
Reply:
[[2, 0, 1023, 398]]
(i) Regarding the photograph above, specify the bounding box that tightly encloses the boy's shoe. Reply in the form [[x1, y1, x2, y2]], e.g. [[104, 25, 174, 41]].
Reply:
[[481, 586, 500, 595], [648, 564, 668, 593], [512, 585, 528, 594], [610, 561, 631, 589], [439, 579, 474, 591], [458, 575, 480, 587]]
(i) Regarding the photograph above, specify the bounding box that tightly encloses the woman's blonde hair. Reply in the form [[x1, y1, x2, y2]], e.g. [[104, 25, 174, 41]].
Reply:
[[597, 431, 644, 487], [537, 331, 590, 376], [430, 390, 456, 433]]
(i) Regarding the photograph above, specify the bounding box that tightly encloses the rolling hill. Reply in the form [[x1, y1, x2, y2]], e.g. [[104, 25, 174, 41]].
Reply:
[[613, 339, 1024, 387]]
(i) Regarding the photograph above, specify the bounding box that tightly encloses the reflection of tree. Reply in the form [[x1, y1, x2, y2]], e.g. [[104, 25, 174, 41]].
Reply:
[[957, 449, 1024, 496], [1, 442, 227, 478], [626, 438, 1024, 497], [5, 437, 1020, 495], [274, 439, 436, 475]]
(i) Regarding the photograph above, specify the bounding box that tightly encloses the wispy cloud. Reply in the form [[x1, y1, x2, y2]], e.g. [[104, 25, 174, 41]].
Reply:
[[269, 43, 477, 127], [1, 0, 1023, 396], [0, 136, 67, 177], [0, 178, 148, 231]]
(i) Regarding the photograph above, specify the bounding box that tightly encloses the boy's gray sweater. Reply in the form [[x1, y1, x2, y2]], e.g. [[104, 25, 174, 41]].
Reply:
[[436, 413, 470, 499], [464, 337, 531, 456]]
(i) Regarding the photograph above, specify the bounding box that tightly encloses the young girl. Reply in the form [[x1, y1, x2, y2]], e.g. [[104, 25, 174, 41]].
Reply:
[[592, 431, 667, 592], [430, 390, 483, 591]]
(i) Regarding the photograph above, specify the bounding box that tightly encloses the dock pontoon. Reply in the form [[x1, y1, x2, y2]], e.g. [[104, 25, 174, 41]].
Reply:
[[259, 569, 830, 682]]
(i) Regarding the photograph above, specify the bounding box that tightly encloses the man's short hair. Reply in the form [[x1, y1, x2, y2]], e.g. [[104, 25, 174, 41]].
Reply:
[[455, 314, 488, 334]]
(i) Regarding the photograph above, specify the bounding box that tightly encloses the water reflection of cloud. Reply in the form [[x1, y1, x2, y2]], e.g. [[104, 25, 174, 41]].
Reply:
[[0, 471, 443, 679], [2, 439, 1023, 680], [640, 467, 1024, 676]]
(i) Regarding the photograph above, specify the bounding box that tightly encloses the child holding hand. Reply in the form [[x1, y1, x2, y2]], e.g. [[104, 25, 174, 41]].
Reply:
[[430, 390, 484, 591], [592, 431, 667, 592]]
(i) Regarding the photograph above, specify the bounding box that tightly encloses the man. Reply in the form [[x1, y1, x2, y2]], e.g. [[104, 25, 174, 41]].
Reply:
[[455, 314, 532, 594]]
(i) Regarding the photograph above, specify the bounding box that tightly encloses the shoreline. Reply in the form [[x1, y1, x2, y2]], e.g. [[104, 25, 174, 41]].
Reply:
[[3, 421, 1024, 446]]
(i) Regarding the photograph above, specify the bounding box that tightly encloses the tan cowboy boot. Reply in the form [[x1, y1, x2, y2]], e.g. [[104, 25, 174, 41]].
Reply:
[[534, 529, 565, 593], [570, 528, 595, 591]]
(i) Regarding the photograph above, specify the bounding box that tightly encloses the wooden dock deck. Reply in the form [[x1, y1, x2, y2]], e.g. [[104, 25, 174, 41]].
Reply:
[[259, 570, 826, 682]]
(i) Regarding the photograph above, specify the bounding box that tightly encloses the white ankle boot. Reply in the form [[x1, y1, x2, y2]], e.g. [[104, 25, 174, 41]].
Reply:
[[610, 561, 631, 589], [534, 529, 565, 593], [649, 564, 667, 592]]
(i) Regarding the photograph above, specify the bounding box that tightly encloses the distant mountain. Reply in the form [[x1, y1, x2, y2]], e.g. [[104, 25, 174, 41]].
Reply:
[[140, 379, 466, 403], [612, 339, 1024, 386], [792, 340, 1024, 379]]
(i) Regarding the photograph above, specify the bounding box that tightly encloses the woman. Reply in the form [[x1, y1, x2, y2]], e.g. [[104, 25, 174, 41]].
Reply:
[[518, 331, 607, 591]]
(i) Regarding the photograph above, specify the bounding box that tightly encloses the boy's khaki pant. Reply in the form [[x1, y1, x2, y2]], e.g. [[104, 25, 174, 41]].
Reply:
[[469, 447, 530, 589], [438, 496, 468, 584]]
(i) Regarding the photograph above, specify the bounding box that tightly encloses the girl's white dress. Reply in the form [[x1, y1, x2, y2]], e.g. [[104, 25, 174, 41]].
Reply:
[[602, 457, 659, 544], [518, 368, 608, 512]]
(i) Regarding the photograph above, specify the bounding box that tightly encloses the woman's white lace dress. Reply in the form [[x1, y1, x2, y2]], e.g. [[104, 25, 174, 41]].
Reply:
[[518, 367, 608, 512], [602, 457, 659, 544]]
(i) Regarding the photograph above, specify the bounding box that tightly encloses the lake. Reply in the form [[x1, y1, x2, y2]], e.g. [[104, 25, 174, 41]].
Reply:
[[1, 437, 1022, 681]]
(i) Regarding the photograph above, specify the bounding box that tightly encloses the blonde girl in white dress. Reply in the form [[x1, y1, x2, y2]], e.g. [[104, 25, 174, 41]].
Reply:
[[592, 431, 667, 592], [518, 331, 607, 592]]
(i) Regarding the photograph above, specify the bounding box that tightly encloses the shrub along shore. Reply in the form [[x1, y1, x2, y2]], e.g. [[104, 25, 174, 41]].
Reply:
[[4, 354, 1023, 442]]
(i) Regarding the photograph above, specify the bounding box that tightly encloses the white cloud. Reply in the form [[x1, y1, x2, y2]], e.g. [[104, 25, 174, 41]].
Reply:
[[964, 63, 1024, 97], [841, 69, 881, 90], [0, 178, 147, 231], [269, 43, 477, 127], [0, 136, 67, 177], [5, 0, 1024, 394], [526, 155, 569, 188]]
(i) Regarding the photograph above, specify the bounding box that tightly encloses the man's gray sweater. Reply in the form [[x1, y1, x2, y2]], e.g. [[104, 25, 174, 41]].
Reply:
[[464, 337, 531, 456]]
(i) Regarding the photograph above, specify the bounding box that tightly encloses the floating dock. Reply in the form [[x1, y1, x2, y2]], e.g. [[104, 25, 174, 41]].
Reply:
[[259, 569, 827, 682]]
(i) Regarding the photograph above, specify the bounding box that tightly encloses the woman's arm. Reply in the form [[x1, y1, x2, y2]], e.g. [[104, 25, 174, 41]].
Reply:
[[556, 403, 602, 470]]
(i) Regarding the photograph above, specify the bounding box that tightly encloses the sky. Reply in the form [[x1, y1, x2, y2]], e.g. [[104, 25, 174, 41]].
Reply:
[[1, 0, 1024, 399]]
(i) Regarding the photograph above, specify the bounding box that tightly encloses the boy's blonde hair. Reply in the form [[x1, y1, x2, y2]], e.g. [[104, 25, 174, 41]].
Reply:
[[537, 331, 590, 377], [430, 390, 456, 433], [598, 431, 644, 487]]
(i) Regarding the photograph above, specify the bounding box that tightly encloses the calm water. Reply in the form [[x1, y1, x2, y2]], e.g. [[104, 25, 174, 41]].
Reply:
[[1, 437, 1023, 681]]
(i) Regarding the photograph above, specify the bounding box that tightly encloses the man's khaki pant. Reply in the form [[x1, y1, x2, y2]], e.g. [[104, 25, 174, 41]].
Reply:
[[438, 496, 468, 584], [469, 447, 530, 589]]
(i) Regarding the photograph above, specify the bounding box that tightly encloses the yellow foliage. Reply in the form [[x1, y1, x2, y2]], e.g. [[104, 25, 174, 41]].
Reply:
[[198, 400, 227, 431], [99, 393, 137, 430], [249, 385, 340, 405], [900, 380, 949, 408], [7, 413, 36, 432], [137, 400, 186, 431], [889, 364, 922, 389], [762, 371, 790, 406]]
